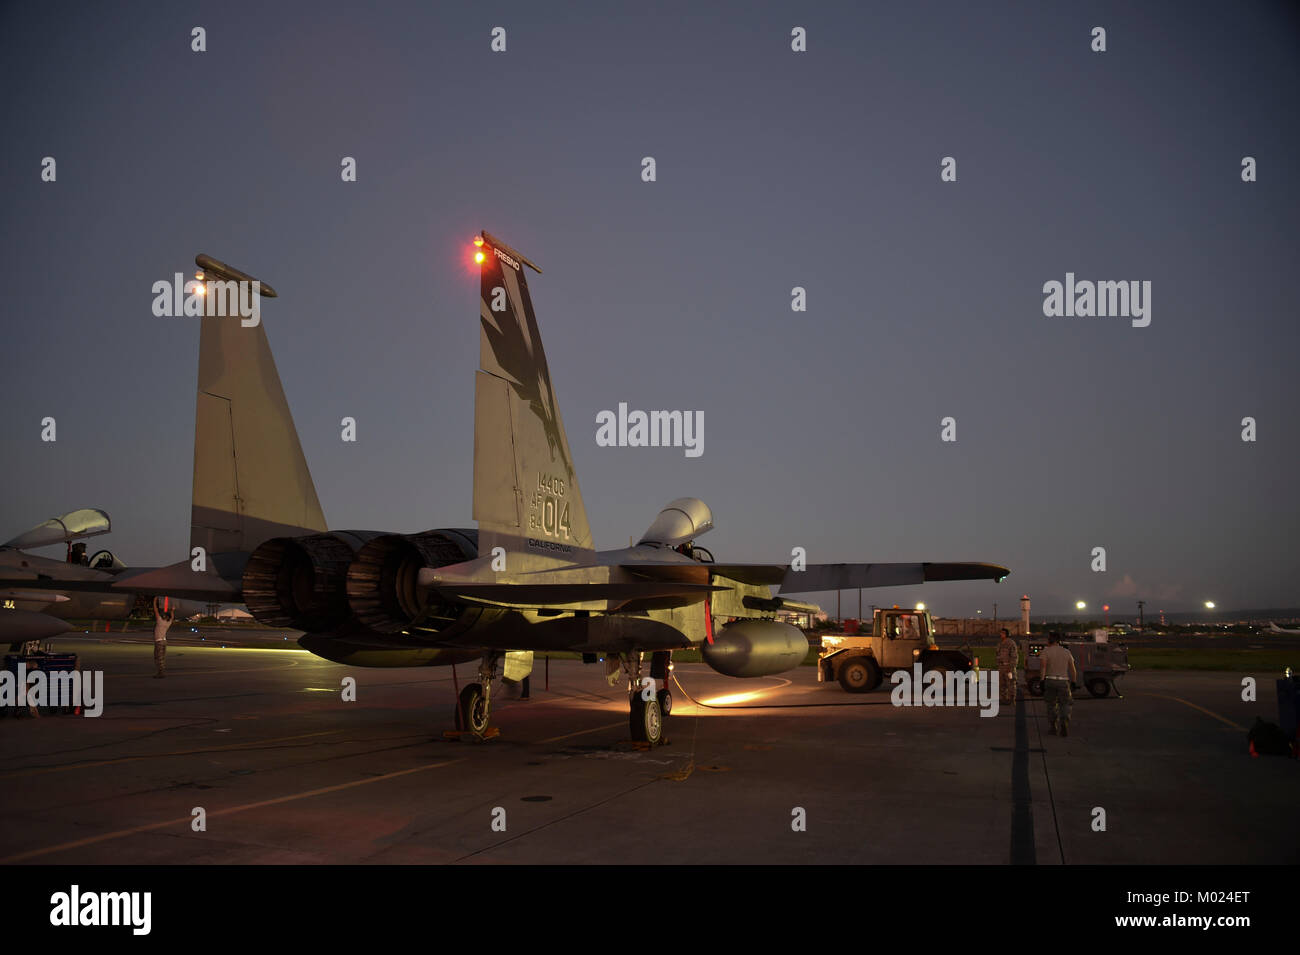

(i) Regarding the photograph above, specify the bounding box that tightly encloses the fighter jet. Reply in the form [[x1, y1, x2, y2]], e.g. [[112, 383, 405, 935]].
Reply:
[[0, 508, 216, 645], [229, 231, 1009, 744], [0, 509, 125, 642], [2, 239, 1008, 742]]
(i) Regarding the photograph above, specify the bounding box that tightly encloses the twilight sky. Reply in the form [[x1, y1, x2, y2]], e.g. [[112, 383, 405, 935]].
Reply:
[[2, 0, 1297, 616]]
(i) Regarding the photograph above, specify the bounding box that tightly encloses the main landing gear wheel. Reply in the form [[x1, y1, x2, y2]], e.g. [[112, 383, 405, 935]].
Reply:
[[658, 688, 672, 716], [629, 693, 664, 745], [459, 683, 490, 736]]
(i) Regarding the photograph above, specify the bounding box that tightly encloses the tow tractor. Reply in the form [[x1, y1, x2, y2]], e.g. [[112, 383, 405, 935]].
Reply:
[[818, 607, 975, 692]]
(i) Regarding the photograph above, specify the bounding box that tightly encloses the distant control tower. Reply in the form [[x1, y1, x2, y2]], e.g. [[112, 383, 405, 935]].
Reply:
[[1020, 594, 1031, 637]]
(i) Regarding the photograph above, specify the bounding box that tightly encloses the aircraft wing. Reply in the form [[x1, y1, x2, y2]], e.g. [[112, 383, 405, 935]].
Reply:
[[623, 561, 1009, 592]]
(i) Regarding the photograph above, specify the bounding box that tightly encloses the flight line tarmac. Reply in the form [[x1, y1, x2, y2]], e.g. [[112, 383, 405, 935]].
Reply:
[[1, 633, 1296, 865]]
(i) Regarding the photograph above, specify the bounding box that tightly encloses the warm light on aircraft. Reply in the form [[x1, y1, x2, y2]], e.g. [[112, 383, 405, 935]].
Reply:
[[474, 250, 486, 264], [1076, 601, 1086, 610], [1204, 601, 1216, 609], [701, 691, 764, 706]]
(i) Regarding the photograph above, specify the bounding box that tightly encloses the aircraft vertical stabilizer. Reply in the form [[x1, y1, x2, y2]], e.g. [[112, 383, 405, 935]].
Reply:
[[473, 232, 594, 561], [190, 256, 327, 560]]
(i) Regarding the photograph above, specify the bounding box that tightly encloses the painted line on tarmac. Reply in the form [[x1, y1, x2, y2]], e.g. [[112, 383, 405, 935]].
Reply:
[[0, 730, 344, 778], [1135, 693, 1246, 731], [538, 721, 626, 744], [1, 756, 465, 863]]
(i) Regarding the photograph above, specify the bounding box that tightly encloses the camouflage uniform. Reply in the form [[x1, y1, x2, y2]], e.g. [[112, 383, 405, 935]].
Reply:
[[153, 608, 172, 678], [995, 636, 1018, 703], [1039, 643, 1078, 735]]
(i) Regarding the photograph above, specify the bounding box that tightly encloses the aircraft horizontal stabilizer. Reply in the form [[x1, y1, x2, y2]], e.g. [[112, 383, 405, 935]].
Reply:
[[111, 560, 239, 601], [427, 580, 724, 612]]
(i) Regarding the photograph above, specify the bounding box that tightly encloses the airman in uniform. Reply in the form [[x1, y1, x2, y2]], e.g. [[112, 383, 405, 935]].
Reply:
[[995, 627, 1018, 704], [1040, 631, 1078, 736], [153, 598, 174, 678]]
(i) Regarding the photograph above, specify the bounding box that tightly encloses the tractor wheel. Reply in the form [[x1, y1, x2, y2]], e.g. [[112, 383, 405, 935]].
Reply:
[[838, 657, 881, 693]]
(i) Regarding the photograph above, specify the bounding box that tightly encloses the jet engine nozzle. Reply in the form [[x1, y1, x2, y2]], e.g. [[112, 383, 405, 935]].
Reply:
[[242, 534, 356, 631], [701, 619, 808, 678], [345, 530, 477, 633]]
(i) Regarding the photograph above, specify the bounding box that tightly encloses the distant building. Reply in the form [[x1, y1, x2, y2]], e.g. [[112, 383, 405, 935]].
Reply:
[[932, 617, 1025, 638]]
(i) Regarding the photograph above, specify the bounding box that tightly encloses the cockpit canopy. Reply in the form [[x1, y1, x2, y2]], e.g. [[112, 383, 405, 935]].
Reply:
[[4, 508, 112, 550], [638, 498, 714, 548]]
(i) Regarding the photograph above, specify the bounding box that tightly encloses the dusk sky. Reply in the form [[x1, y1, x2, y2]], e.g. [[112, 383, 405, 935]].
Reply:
[[2, 1, 1297, 616]]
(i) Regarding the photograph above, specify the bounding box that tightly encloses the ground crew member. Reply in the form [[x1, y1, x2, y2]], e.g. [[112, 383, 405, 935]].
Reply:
[[1040, 631, 1078, 736], [152, 598, 174, 678], [996, 628, 1018, 704]]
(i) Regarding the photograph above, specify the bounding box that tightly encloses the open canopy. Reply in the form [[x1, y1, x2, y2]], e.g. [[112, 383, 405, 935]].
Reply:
[[3, 508, 112, 549]]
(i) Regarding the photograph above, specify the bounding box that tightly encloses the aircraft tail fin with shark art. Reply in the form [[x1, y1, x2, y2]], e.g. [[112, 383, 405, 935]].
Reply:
[[472, 231, 594, 564]]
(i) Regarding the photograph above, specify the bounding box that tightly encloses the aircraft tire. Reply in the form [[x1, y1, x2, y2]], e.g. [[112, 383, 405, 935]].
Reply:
[[459, 683, 489, 735], [629, 694, 663, 745]]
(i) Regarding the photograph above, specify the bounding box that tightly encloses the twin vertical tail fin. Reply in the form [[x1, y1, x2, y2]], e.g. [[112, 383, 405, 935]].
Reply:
[[190, 254, 327, 572], [472, 232, 594, 562]]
